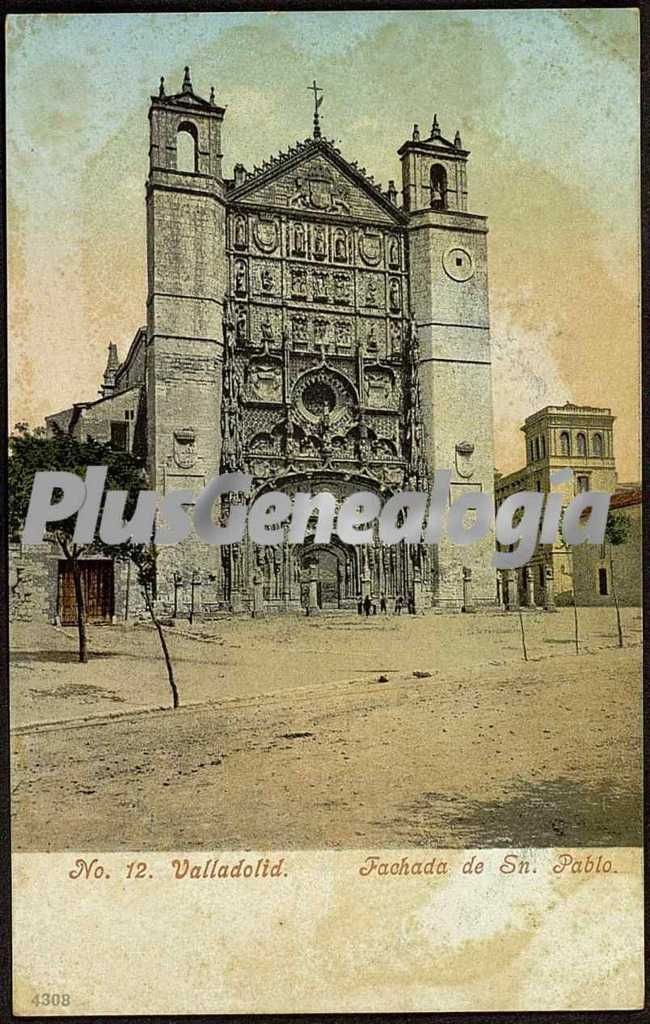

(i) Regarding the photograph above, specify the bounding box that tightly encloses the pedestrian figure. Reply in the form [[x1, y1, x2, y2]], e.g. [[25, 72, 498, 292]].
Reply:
[[408, 594, 416, 614], [395, 594, 403, 615], [357, 594, 363, 615], [364, 594, 372, 617], [380, 593, 387, 614]]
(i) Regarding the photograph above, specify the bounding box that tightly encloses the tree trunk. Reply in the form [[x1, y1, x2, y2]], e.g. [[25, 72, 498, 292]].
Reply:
[[609, 547, 624, 648], [518, 609, 528, 662], [71, 559, 89, 664], [144, 586, 179, 709], [573, 594, 580, 656]]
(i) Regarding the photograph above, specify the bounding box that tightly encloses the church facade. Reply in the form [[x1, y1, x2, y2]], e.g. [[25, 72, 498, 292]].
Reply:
[[40, 68, 497, 619]]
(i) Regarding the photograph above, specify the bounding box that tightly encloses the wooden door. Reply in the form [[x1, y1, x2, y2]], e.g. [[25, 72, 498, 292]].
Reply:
[[58, 560, 114, 625]]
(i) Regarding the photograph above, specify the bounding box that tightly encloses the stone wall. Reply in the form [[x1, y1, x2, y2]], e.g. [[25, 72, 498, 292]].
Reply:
[[9, 543, 59, 623]]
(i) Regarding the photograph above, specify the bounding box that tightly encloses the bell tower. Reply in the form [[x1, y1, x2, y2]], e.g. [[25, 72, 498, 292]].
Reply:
[[399, 117, 496, 608], [145, 67, 228, 597]]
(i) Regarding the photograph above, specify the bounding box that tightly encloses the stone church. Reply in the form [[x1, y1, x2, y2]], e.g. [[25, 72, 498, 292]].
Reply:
[[39, 67, 496, 620]]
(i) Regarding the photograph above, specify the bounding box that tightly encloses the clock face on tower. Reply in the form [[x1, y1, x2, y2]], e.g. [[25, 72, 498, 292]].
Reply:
[[442, 246, 474, 282]]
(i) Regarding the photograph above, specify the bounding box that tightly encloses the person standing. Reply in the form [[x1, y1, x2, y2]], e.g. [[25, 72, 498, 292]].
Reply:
[[364, 594, 372, 617], [380, 593, 387, 614], [395, 594, 403, 615]]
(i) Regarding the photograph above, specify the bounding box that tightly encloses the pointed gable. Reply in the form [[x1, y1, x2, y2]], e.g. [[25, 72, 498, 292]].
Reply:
[[229, 139, 404, 226]]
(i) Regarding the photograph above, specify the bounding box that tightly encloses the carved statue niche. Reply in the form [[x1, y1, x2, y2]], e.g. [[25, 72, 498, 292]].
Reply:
[[260, 266, 274, 293], [222, 298, 236, 358], [389, 278, 401, 313], [291, 267, 308, 298], [365, 324, 378, 354], [334, 320, 352, 351], [365, 276, 379, 307], [388, 237, 400, 268], [260, 315, 275, 346], [313, 270, 328, 302], [234, 215, 247, 250], [390, 320, 402, 356], [333, 272, 351, 304], [314, 318, 329, 352], [313, 226, 327, 260], [334, 229, 347, 262], [234, 259, 247, 296], [236, 307, 248, 343], [292, 222, 306, 256], [291, 315, 309, 348]]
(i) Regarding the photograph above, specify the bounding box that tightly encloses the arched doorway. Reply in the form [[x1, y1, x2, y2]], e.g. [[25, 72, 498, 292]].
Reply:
[[298, 538, 358, 610]]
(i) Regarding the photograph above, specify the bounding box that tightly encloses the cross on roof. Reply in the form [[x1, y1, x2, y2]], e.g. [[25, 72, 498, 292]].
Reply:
[[308, 79, 323, 138]]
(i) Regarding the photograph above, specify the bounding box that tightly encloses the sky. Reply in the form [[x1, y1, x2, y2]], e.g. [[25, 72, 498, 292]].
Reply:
[[6, 9, 640, 479]]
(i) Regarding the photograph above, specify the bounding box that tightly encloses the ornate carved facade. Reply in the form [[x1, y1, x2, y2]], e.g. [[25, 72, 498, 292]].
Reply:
[[46, 69, 497, 615], [215, 136, 438, 610]]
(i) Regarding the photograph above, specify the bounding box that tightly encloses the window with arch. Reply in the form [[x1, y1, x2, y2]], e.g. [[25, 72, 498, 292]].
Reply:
[[176, 122, 198, 173], [528, 439, 534, 463], [540, 436, 546, 458], [576, 432, 587, 457], [559, 431, 570, 456], [535, 438, 540, 461], [430, 164, 448, 209], [592, 432, 603, 457]]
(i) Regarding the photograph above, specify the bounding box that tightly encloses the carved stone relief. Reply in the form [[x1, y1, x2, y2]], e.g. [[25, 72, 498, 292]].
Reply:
[[248, 362, 283, 403], [358, 229, 383, 267], [173, 428, 197, 469], [455, 440, 475, 479], [289, 161, 351, 214], [252, 216, 280, 254], [364, 370, 393, 408]]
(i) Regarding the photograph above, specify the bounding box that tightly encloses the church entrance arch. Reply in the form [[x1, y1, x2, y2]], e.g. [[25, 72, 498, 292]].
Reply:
[[297, 537, 357, 609]]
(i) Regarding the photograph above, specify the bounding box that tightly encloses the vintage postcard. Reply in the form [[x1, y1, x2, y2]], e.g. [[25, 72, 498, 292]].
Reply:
[[6, 6, 644, 1014]]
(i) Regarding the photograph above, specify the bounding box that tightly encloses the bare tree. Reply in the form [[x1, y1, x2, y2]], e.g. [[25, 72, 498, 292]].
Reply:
[[605, 510, 631, 648]]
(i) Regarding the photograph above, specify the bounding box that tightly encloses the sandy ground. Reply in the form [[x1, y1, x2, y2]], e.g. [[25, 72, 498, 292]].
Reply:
[[10, 607, 643, 851]]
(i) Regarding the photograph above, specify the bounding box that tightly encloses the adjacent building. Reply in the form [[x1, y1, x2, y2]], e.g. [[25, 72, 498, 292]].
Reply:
[[494, 402, 640, 607], [572, 487, 642, 607]]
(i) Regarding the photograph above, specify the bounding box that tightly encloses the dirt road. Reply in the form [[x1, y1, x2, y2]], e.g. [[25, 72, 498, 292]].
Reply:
[[11, 608, 642, 851]]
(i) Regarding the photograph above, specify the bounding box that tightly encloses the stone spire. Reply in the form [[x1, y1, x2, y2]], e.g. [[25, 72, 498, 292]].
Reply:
[[431, 114, 440, 138], [182, 65, 193, 94], [101, 343, 120, 398], [159, 76, 165, 98], [454, 129, 462, 148]]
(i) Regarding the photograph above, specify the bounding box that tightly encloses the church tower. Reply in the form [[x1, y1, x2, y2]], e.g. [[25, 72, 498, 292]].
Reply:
[[145, 68, 227, 595], [399, 117, 496, 607]]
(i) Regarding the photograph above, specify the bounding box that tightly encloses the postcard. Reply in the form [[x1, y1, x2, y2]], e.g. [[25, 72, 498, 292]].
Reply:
[[7, 7, 643, 1014]]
